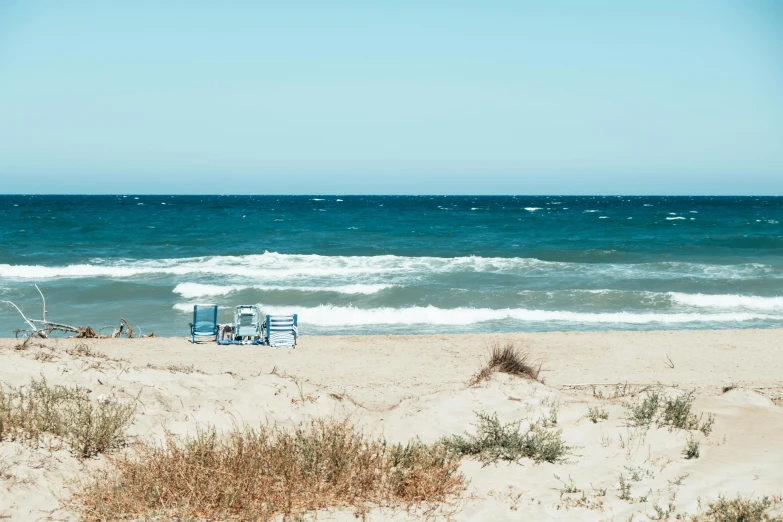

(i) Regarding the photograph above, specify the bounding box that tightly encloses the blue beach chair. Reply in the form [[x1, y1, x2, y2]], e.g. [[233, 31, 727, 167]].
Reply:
[[189, 304, 218, 343], [265, 314, 298, 348], [234, 304, 262, 342]]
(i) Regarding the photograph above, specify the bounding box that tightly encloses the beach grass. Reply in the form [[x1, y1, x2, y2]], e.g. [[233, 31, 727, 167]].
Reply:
[[73, 419, 464, 521], [470, 342, 542, 386]]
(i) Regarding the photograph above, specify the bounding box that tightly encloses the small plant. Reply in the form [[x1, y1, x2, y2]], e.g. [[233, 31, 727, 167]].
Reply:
[[627, 390, 662, 426], [441, 412, 569, 464], [683, 437, 700, 459], [660, 391, 700, 430], [687, 494, 780, 521], [548, 404, 559, 426], [0, 378, 135, 458], [668, 474, 689, 487], [293, 380, 317, 405], [700, 413, 715, 436], [554, 474, 579, 494], [651, 502, 678, 520], [167, 363, 196, 374], [588, 406, 609, 423], [623, 465, 653, 482], [626, 390, 715, 436], [618, 474, 632, 501], [470, 343, 542, 386], [66, 342, 97, 357]]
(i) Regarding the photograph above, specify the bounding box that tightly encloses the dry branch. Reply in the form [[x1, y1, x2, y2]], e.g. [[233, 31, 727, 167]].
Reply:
[[121, 318, 133, 339], [5, 286, 144, 340], [35, 284, 47, 324], [4, 300, 47, 338]]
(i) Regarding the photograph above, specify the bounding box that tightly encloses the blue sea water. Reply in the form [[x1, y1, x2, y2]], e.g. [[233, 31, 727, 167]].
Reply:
[[1, 195, 782, 337]]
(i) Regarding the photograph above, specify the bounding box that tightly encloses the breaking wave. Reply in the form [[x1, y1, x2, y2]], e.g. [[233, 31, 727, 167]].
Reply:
[[668, 292, 783, 311], [0, 252, 776, 281], [172, 282, 395, 298], [173, 303, 769, 326]]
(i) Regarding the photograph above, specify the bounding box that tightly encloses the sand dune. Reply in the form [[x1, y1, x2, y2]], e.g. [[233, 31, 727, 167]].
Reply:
[[1, 330, 781, 520]]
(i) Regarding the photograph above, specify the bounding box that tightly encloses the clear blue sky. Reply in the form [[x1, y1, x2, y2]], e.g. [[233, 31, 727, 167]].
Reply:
[[0, 1, 781, 194]]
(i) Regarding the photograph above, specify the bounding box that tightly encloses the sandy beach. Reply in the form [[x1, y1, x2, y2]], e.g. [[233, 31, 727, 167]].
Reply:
[[1, 329, 781, 520]]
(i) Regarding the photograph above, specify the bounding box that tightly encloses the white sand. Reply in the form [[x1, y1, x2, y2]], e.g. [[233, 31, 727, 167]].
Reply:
[[1, 330, 781, 520]]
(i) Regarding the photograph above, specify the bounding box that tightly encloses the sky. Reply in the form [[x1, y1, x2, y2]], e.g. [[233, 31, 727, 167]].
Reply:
[[0, 1, 781, 195]]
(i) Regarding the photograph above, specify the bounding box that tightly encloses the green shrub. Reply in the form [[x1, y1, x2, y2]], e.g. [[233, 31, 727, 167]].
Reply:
[[587, 406, 609, 423], [683, 437, 700, 459], [0, 377, 135, 458], [660, 391, 700, 430], [441, 412, 568, 464], [626, 390, 715, 435], [687, 495, 781, 521], [627, 390, 662, 426]]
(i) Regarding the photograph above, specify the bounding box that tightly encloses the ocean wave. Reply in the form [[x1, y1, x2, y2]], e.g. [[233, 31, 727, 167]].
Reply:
[[0, 252, 777, 281], [669, 292, 783, 311], [516, 289, 783, 312], [172, 282, 395, 298], [172, 303, 768, 325]]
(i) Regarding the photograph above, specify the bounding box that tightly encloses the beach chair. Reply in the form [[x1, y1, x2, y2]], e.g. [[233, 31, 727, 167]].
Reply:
[[265, 314, 298, 348], [189, 304, 218, 343], [234, 304, 262, 341]]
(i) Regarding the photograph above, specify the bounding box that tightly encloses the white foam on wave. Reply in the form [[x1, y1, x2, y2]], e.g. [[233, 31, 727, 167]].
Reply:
[[0, 253, 552, 279], [172, 282, 395, 298], [173, 303, 769, 325], [0, 253, 776, 281], [669, 292, 783, 311], [525, 207, 541, 211], [666, 216, 686, 220], [518, 289, 783, 312]]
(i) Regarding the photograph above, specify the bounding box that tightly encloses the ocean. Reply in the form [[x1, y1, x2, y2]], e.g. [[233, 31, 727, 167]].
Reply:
[[1, 195, 782, 337]]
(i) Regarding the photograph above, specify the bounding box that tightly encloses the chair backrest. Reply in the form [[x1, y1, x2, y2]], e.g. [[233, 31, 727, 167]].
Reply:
[[266, 314, 298, 347], [235, 305, 261, 337], [193, 304, 218, 332]]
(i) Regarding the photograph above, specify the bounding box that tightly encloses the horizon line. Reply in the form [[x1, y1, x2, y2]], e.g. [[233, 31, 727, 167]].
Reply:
[[2, 193, 782, 198]]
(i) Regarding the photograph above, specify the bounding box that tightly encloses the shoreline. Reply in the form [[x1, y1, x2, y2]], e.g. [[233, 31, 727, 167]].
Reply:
[[2, 329, 781, 410]]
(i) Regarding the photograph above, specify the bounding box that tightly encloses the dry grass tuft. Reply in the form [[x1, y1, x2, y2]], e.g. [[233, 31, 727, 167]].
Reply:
[[470, 342, 542, 386], [73, 419, 464, 521], [0, 377, 135, 458], [66, 342, 99, 357]]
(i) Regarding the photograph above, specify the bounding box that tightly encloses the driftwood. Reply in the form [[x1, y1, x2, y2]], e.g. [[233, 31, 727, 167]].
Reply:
[[75, 326, 99, 338], [5, 286, 153, 339], [4, 300, 43, 337]]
